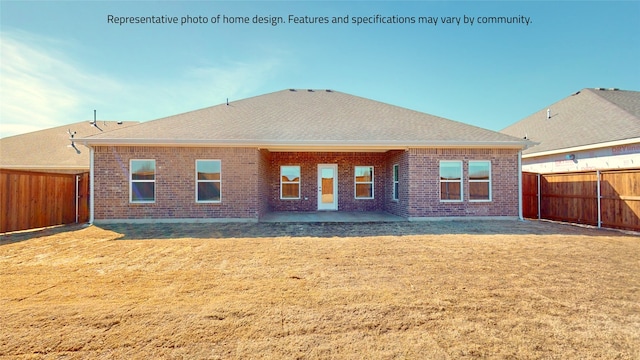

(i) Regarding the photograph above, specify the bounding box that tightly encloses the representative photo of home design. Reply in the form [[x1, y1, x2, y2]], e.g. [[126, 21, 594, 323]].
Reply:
[[78, 89, 531, 223]]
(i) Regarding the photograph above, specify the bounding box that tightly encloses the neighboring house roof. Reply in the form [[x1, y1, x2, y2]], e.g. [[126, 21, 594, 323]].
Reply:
[[79, 89, 529, 150], [501, 88, 640, 156], [0, 121, 139, 173]]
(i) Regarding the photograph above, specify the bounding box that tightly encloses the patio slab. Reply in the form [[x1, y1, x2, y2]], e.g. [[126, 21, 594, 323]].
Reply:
[[260, 211, 407, 223]]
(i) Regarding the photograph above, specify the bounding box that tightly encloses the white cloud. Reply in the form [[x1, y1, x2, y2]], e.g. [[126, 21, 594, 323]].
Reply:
[[0, 30, 121, 138], [0, 30, 286, 138]]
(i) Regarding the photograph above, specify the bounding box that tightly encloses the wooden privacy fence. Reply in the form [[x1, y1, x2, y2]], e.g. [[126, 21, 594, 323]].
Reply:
[[1, 170, 90, 233], [522, 169, 640, 231]]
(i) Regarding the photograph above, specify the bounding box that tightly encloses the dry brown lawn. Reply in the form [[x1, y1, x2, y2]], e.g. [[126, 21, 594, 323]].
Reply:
[[1, 220, 638, 359]]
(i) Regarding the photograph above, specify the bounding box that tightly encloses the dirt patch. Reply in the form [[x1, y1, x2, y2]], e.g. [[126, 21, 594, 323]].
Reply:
[[1, 220, 638, 359]]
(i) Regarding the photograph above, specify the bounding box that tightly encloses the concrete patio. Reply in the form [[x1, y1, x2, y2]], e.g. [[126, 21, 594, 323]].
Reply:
[[260, 211, 407, 223]]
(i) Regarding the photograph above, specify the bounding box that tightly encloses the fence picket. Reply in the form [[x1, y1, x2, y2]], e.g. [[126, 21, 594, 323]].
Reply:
[[522, 169, 640, 231], [0, 170, 90, 233]]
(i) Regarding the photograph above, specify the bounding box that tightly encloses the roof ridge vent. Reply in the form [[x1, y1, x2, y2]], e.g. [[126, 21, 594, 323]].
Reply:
[[289, 89, 296, 92], [325, 89, 333, 92], [307, 89, 314, 92], [608, 88, 619, 91], [594, 87, 606, 90]]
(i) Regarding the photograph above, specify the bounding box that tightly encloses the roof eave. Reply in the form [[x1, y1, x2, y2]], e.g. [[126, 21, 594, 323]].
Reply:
[[79, 138, 530, 150], [522, 137, 640, 158]]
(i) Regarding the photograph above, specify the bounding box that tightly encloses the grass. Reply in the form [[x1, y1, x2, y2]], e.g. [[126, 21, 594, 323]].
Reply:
[[1, 221, 639, 359]]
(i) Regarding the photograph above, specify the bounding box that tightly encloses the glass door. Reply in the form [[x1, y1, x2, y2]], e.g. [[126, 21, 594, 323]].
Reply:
[[317, 164, 338, 210]]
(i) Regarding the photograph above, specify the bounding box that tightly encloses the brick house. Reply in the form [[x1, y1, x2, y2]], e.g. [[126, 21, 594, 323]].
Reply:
[[501, 88, 640, 174], [79, 89, 530, 223]]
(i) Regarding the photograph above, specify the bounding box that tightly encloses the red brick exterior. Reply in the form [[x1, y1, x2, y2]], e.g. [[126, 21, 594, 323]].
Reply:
[[93, 146, 519, 221], [93, 146, 263, 220], [406, 148, 519, 217], [267, 152, 387, 212]]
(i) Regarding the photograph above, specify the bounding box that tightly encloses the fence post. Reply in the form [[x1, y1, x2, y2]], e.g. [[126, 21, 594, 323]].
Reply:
[[537, 173, 541, 220], [596, 170, 601, 228]]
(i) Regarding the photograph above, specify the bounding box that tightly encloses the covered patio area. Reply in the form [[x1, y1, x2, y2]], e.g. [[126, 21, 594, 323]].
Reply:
[[260, 211, 406, 223]]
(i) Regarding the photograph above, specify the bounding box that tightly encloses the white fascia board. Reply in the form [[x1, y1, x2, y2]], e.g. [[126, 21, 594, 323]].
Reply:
[[522, 137, 640, 158], [79, 138, 529, 150], [0, 165, 88, 171]]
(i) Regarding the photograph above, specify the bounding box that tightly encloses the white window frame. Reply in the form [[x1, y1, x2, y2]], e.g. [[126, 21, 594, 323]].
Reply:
[[468, 160, 492, 202], [130, 159, 156, 203], [195, 159, 222, 203], [392, 164, 399, 201], [354, 166, 374, 199], [439, 160, 463, 202], [280, 165, 301, 200]]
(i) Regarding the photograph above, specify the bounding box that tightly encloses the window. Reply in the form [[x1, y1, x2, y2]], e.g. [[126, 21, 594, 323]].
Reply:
[[440, 161, 462, 201], [281, 166, 300, 199], [355, 166, 374, 199], [130, 159, 155, 203], [196, 160, 221, 202], [469, 161, 491, 201], [392, 164, 399, 201]]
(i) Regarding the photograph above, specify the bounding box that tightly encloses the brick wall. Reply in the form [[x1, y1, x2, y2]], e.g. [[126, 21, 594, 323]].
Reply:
[[406, 148, 519, 217], [93, 146, 520, 221], [384, 150, 410, 217], [257, 149, 271, 218], [267, 152, 387, 212], [93, 146, 262, 220]]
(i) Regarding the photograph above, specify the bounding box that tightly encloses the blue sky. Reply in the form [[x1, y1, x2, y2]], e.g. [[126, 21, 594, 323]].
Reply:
[[1, 1, 638, 138]]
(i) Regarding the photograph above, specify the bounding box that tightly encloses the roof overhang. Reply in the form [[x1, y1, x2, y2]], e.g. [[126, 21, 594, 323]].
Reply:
[[79, 138, 530, 151], [522, 137, 640, 158], [0, 165, 88, 174]]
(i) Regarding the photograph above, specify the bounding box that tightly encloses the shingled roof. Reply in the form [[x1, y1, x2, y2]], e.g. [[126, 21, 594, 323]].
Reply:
[[79, 89, 529, 150], [0, 121, 138, 173], [501, 88, 640, 155]]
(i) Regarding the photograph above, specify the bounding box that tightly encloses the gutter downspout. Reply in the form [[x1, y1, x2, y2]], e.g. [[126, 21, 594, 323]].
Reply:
[[89, 147, 95, 225], [518, 150, 523, 221], [75, 175, 80, 223]]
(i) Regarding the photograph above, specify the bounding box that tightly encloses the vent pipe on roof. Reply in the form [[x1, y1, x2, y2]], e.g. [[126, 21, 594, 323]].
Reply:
[[93, 110, 97, 126], [226, 98, 229, 106], [546, 108, 551, 119]]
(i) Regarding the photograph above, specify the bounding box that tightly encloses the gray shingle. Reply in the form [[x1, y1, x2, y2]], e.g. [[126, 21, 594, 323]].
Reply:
[[501, 88, 640, 155], [0, 121, 139, 172], [80, 89, 528, 149]]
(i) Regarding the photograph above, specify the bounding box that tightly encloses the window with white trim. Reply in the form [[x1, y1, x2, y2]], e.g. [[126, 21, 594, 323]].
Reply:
[[469, 160, 491, 201], [392, 164, 399, 201], [440, 161, 462, 201], [355, 166, 374, 199], [130, 159, 155, 203], [280, 166, 300, 199], [196, 160, 221, 203]]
